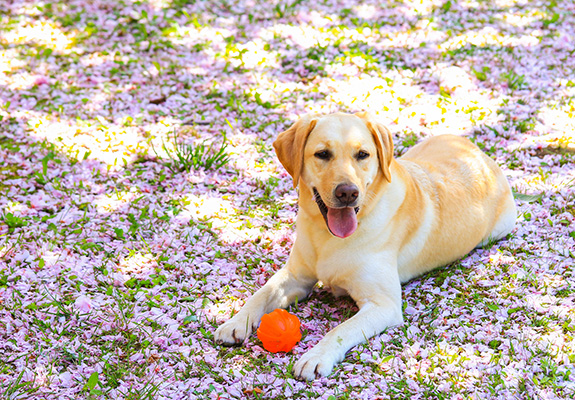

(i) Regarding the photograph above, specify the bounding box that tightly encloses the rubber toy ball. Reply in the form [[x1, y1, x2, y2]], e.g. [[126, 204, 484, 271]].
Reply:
[[256, 309, 301, 353]]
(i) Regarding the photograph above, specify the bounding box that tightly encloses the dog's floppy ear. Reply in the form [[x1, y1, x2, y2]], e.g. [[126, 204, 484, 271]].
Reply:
[[273, 115, 318, 188], [355, 111, 394, 182]]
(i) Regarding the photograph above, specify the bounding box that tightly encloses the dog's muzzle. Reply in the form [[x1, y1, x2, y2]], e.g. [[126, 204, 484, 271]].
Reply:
[[313, 188, 359, 238]]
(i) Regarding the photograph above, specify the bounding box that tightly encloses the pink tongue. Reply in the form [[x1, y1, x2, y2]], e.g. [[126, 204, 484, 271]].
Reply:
[[327, 207, 358, 238]]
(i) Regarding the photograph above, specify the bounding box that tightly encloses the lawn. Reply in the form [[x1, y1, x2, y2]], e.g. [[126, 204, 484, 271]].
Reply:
[[1, 0, 574, 399]]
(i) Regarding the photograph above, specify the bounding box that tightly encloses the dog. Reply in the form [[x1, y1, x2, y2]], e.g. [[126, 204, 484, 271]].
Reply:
[[214, 112, 516, 380]]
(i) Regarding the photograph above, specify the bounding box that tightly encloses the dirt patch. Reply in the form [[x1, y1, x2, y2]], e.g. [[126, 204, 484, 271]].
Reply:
[[532, 146, 575, 158]]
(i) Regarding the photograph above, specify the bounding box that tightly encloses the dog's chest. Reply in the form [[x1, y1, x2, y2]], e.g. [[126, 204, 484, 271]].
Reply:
[[314, 249, 362, 297]]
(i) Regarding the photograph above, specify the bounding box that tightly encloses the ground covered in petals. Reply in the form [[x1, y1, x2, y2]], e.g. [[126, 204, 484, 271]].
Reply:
[[1, 0, 575, 399]]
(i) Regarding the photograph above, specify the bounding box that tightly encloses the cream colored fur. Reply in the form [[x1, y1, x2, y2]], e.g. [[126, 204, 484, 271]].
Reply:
[[214, 112, 516, 380]]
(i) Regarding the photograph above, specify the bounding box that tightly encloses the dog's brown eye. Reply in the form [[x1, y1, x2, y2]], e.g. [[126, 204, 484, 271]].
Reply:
[[357, 151, 370, 160], [315, 150, 331, 160]]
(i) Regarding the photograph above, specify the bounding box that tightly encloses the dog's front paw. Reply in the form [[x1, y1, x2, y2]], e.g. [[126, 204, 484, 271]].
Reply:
[[293, 346, 341, 381], [214, 316, 253, 346]]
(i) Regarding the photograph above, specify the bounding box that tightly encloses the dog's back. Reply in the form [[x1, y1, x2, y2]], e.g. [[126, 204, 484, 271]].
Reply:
[[397, 134, 516, 280]]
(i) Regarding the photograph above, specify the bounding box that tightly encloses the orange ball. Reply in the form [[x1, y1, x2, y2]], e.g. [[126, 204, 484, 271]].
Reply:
[[256, 309, 301, 353]]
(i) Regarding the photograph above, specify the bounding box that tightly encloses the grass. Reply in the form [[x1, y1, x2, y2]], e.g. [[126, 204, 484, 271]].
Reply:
[[1, 212, 29, 233], [1, 0, 575, 399], [152, 128, 231, 173], [500, 71, 527, 91]]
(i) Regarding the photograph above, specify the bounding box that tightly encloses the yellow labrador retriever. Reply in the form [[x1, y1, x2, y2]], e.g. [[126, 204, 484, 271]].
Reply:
[[214, 112, 516, 380]]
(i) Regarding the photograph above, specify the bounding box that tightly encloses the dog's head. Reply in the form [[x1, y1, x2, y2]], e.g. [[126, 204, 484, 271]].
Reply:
[[273, 112, 394, 238]]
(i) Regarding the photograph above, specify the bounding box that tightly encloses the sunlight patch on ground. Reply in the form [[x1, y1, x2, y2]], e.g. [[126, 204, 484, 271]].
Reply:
[[94, 190, 138, 213], [118, 252, 158, 276], [439, 27, 540, 51], [1, 1, 574, 398], [2, 14, 76, 53]]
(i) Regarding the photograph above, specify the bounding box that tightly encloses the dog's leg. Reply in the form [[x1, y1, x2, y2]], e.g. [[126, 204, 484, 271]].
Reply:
[[293, 278, 403, 380], [214, 266, 316, 345]]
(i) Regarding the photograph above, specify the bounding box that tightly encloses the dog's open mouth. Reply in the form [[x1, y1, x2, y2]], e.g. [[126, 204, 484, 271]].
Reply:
[[313, 188, 359, 238]]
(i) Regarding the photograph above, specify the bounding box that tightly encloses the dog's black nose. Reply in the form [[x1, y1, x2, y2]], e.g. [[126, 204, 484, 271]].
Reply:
[[335, 184, 359, 206]]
